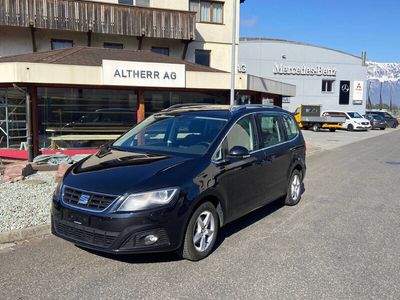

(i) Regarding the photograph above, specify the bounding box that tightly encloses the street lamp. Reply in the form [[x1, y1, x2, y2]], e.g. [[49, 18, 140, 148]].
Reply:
[[230, 0, 238, 106]]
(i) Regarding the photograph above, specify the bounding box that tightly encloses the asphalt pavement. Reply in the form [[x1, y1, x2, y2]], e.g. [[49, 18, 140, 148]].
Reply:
[[1, 130, 400, 299]]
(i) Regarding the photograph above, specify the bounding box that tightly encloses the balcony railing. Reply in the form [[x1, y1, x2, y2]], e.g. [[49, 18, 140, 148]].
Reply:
[[0, 0, 196, 40]]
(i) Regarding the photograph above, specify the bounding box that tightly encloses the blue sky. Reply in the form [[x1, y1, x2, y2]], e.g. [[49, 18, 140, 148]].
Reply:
[[240, 0, 400, 62]]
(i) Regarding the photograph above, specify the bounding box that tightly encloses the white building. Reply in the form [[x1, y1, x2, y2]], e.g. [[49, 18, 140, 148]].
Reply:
[[239, 38, 368, 113]]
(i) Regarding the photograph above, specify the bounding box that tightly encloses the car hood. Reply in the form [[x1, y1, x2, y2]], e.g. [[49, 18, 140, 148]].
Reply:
[[64, 148, 195, 195]]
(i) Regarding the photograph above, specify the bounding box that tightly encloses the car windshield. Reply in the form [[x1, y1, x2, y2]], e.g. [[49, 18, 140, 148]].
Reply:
[[112, 114, 227, 156], [347, 112, 363, 118], [371, 114, 384, 120]]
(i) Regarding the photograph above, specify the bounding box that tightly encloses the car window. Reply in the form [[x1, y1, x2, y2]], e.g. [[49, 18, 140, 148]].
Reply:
[[282, 114, 299, 140], [257, 114, 283, 148], [347, 112, 362, 118], [384, 113, 393, 118], [323, 111, 346, 118], [225, 115, 257, 152]]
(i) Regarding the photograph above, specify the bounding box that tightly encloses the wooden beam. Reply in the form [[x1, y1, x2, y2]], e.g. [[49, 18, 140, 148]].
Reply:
[[182, 40, 192, 60], [137, 36, 144, 50], [30, 26, 37, 52], [30, 86, 39, 157], [87, 31, 92, 47], [137, 90, 145, 122]]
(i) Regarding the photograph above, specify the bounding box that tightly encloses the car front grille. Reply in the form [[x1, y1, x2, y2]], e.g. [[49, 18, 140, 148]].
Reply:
[[62, 186, 119, 211], [55, 220, 119, 248], [361, 122, 369, 125]]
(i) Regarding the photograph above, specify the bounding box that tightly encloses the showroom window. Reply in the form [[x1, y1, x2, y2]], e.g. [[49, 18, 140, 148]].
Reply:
[[51, 39, 73, 50], [144, 91, 226, 117], [190, 1, 224, 24], [37, 88, 137, 149], [195, 49, 211, 67], [151, 47, 170, 56], [322, 80, 335, 93], [104, 42, 124, 49]]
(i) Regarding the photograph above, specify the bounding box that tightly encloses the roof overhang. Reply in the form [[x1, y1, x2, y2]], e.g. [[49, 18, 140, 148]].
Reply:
[[246, 74, 296, 97], [0, 61, 293, 97]]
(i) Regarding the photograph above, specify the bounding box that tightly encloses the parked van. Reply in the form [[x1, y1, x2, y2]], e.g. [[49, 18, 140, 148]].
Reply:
[[322, 111, 371, 131]]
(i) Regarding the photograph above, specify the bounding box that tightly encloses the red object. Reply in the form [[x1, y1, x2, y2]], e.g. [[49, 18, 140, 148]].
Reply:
[[0, 149, 98, 160]]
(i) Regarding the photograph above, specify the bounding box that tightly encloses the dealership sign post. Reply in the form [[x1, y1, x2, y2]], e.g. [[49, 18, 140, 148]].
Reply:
[[103, 60, 186, 88], [353, 80, 364, 104]]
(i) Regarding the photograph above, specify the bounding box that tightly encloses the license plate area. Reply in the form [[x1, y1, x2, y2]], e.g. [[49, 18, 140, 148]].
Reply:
[[63, 210, 90, 226]]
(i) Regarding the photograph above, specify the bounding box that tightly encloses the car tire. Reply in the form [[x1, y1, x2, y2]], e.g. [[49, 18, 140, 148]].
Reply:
[[329, 128, 336, 132], [347, 124, 354, 131], [312, 123, 319, 132], [380, 127, 386, 130], [178, 202, 219, 261], [284, 170, 303, 206], [393, 123, 398, 128]]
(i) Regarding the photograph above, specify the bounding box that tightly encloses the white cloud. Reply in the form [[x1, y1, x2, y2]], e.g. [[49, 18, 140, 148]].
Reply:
[[241, 16, 258, 27]]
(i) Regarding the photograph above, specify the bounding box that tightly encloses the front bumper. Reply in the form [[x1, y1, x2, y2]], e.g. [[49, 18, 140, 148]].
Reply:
[[51, 199, 187, 254], [354, 124, 371, 130], [372, 122, 386, 129]]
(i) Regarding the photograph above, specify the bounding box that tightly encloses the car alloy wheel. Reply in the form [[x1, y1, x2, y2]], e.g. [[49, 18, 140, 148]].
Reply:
[[193, 211, 215, 252], [291, 174, 301, 201], [285, 170, 303, 206], [178, 202, 219, 261]]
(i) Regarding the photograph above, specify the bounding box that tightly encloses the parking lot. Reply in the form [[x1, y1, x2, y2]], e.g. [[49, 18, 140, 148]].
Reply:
[[303, 127, 400, 155], [1, 127, 400, 299]]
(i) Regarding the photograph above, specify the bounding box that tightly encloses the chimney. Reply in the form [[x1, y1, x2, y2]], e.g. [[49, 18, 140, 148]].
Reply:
[[361, 51, 367, 66]]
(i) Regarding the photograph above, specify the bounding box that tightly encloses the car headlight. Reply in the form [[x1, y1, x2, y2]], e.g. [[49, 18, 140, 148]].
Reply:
[[53, 182, 63, 200], [117, 188, 179, 212]]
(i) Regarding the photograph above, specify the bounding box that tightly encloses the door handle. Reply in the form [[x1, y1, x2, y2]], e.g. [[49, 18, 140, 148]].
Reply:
[[264, 155, 275, 163]]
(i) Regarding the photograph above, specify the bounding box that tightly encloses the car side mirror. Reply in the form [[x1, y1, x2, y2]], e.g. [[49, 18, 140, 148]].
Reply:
[[227, 146, 250, 159]]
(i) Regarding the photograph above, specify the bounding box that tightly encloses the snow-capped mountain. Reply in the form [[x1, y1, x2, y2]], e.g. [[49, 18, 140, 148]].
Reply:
[[367, 61, 400, 107]]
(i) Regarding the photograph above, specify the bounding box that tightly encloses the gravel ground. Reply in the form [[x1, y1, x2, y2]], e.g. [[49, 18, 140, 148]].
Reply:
[[0, 172, 57, 233]]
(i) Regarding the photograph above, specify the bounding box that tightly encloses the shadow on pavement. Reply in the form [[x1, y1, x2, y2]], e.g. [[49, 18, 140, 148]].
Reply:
[[78, 190, 307, 264]]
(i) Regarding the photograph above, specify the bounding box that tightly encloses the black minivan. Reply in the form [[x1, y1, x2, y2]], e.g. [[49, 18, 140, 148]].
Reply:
[[52, 104, 306, 261]]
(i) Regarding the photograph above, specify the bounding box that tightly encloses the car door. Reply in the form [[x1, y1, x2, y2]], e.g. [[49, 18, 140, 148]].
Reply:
[[384, 113, 394, 127], [255, 113, 291, 204], [214, 114, 266, 221]]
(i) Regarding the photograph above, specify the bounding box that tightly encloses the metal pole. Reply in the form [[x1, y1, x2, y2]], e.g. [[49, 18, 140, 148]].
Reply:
[[379, 81, 383, 110], [230, 0, 238, 106], [5, 91, 9, 149], [26, 91, 33, 162]]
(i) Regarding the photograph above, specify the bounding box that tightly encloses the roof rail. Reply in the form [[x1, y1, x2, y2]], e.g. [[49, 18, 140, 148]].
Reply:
[[232, 104, 282, 111], [162, 103, 219, 111]]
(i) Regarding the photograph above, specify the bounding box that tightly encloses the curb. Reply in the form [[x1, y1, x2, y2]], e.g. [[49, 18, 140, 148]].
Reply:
[[0, 224, 51, 244]]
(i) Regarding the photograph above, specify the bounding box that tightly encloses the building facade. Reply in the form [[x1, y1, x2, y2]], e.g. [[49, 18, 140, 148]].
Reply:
[[0, 0, 297, 160], [239, 38, 368, 113], [0, 0, 242, 72]]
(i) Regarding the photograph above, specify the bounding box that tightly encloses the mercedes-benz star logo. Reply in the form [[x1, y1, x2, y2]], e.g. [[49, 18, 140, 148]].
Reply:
[[341, 84, 350, 93]]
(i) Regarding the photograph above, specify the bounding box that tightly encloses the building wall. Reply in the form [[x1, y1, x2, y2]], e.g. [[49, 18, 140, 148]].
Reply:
[[0, 0, 241, 73], [239, 39, 368, 114]]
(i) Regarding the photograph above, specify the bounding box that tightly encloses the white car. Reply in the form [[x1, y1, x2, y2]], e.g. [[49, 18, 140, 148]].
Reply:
[[322, 111, 371, 131]]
